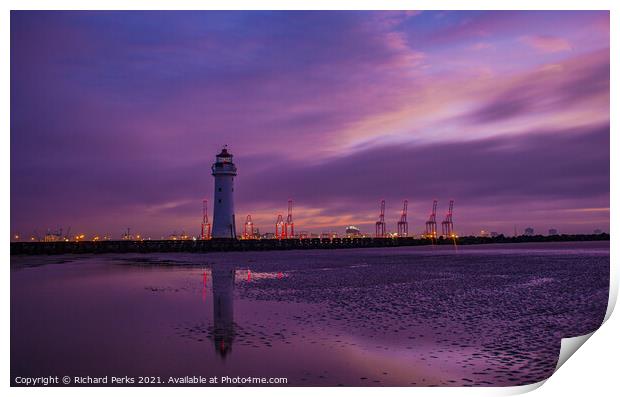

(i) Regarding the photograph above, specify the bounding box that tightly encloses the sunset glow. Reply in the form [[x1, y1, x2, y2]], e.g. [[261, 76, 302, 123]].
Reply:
[[11, 11, 609, 237]]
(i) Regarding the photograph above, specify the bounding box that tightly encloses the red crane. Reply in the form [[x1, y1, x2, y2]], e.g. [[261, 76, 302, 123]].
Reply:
[[425, 200, 438, 238], [243, 215, 254, 239], [275, 214, 285, 239], [375, 200, 386, 238], [201, 199, 211, 240], [441, 200, 455, 237], [285, 199, 294, 239], [397, 200, 408, 237]]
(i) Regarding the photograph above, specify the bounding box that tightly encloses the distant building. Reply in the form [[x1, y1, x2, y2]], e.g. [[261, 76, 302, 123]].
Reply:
[[490, 231, 500, 238], [261, 232, 275, 239], [479, 230, 490, 237], [524, 227, 534, 236], [321, 232, 339, 239], [548, 229, 558, 236], [121, 228, 135, 241], [43, 229, 63, 242], [594, 229, 602, 234], [169, 231, 189, 240], [345, 225, 361, 237]]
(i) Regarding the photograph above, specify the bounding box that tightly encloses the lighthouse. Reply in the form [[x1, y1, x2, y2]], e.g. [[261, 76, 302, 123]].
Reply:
[[211, 146, 237, 239]]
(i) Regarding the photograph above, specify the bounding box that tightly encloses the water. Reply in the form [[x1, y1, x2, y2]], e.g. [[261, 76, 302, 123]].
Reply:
[[11, 241, 609, 386]]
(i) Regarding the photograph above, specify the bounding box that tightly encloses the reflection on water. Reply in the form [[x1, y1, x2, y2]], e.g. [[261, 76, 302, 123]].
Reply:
[[211, 265, 235, 358], [10, 242, 610, 386], [209, 266, 285, 358]]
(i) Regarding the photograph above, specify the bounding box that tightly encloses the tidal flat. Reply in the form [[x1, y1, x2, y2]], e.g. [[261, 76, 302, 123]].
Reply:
[[11, 241, 609, 386]]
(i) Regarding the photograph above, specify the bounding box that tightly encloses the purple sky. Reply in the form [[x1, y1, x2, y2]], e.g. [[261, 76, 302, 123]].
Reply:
[[10, 11, 609, 238]]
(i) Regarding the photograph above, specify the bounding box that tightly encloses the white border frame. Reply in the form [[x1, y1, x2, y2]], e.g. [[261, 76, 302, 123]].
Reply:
[[3, 2, 616, 397]]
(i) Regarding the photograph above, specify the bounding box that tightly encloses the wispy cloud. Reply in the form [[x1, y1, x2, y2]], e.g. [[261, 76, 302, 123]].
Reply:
[[519, 35, 573, 53], [469, 42, 494, 51], [10, 11, 609, 236]]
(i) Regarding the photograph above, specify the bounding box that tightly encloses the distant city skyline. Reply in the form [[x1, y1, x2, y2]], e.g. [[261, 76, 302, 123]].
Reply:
[[11, 11, 609, 238]]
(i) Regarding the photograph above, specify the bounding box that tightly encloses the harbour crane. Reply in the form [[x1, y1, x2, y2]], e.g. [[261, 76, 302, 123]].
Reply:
[[397, 200, 408, 237], [375, 200, 386, 238], [425, 200, 438, 238], [275, 214, 285, 239], [441, 200, 455, 238], [285, 199, 294, 239]]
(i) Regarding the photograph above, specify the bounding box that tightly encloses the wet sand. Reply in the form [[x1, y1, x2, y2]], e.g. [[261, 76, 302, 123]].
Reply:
[[11, 241, 609, 386]]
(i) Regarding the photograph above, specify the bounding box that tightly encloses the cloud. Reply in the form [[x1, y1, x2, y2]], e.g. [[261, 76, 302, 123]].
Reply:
[[519, 35, 573, 53], [242, 124, 609, 203], [466, 49, 608, 124], [9, 11, 610, 236], [10, 123, 609, 236], [236, 123, 609, 234], [469, 42, 494, 51]]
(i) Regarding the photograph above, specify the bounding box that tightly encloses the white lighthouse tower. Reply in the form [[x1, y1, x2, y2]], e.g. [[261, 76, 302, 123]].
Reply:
[[211, 146, 237, 239]]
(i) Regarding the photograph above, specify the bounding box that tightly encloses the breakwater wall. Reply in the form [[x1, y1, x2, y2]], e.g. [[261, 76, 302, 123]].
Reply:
[[10, 234, 609, 255]]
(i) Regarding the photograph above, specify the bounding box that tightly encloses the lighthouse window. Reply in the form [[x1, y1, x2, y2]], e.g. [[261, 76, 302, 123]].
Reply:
[[218, 199, 222, 203], [218, 187, 222, 192]]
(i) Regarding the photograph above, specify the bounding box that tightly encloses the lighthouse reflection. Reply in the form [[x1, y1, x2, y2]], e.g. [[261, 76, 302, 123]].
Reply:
[[211, 264, 235, 358]]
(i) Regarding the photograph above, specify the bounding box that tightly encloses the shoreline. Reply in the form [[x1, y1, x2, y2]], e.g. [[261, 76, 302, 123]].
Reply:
[[10, 233, 609, 255]]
